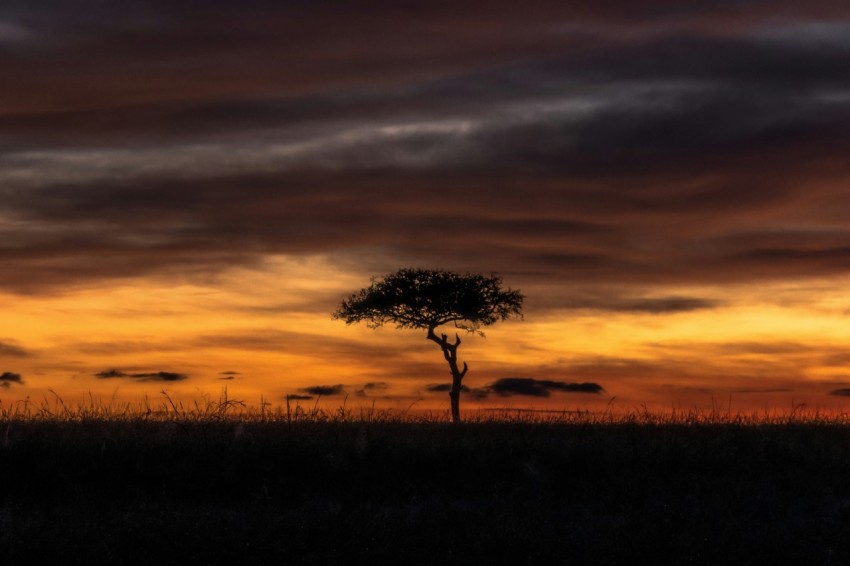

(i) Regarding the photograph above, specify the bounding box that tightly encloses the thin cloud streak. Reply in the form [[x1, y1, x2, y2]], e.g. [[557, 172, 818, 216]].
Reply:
[[0, 341, 29, 358]]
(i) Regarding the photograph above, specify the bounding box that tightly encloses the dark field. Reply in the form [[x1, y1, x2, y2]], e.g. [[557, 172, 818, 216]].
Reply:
[[2, 414, 850, 565]]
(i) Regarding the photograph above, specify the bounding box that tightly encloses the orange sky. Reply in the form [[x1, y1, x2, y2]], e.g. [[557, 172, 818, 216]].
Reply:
[[5, 256, 850, 415], [3, 2, 850, 416]]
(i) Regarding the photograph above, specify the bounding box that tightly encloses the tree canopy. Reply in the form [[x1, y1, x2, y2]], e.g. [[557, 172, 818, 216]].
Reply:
[[333, 267, 524, 334], [334, 267, 523, 422]]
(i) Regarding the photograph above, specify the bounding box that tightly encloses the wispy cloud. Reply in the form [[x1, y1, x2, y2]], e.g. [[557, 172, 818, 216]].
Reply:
[[0, 20, 33, 43], [0, 341, 29, 358]]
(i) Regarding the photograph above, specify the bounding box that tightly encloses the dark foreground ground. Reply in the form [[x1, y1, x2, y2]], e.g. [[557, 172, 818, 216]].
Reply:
[[2, 418, 850, 565]]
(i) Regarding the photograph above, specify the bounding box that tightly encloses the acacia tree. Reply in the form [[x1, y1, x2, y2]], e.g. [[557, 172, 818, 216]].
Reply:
[[333, 268, 523, 423]]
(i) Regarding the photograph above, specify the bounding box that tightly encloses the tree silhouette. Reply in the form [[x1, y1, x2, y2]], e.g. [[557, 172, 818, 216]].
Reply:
[[333, 268, 523, 423]]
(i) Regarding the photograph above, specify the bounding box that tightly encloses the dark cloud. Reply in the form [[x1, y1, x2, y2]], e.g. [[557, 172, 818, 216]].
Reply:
[[1, 164, 844, 298], [133, 371, 187, 382], [3, 155, 849, 300], [94, 369, 187, 382], [0, 371, 24, 388], [484, 378, 605, 397], [301, 384, 345, 396], [1, 1, 850, 302], [829, 388, 850, 397]]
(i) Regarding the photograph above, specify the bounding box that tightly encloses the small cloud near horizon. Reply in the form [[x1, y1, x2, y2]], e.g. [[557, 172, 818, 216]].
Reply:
[[95, 369, 187, 382], [829, 388, 850, 397], [485, 377, 605, 398], [301, 384, 345, 396], [0, 371, 24, 388], [424, 378, 604, 398]]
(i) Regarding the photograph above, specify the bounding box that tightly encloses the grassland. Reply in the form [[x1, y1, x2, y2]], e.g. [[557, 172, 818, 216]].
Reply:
[[2, 396, 850, 565]]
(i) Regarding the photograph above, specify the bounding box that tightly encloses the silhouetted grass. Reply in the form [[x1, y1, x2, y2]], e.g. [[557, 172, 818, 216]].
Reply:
[[2, 395, 850, 565]]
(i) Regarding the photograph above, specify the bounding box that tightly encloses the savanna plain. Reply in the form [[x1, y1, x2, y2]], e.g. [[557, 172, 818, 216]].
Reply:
[[2, 395, 850, 566]]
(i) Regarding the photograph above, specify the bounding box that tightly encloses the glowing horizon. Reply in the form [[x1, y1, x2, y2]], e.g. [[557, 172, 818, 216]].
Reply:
[[5, 257, 850, 415]]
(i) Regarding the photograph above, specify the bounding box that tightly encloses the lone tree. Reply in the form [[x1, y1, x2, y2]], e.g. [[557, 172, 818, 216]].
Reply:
[[333, 268, 523, 423]]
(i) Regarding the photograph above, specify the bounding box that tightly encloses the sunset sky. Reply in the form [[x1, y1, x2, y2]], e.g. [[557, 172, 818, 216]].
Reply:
[[3, 1, 850, 414]]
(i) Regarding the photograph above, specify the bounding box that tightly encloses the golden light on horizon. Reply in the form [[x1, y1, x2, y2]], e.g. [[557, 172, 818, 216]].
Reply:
[[3, 256, 850, 416]]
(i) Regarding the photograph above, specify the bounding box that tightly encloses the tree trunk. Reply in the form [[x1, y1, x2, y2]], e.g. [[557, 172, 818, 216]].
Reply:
[[427, 327, 468, 424], [449, 375, 463, 424]]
